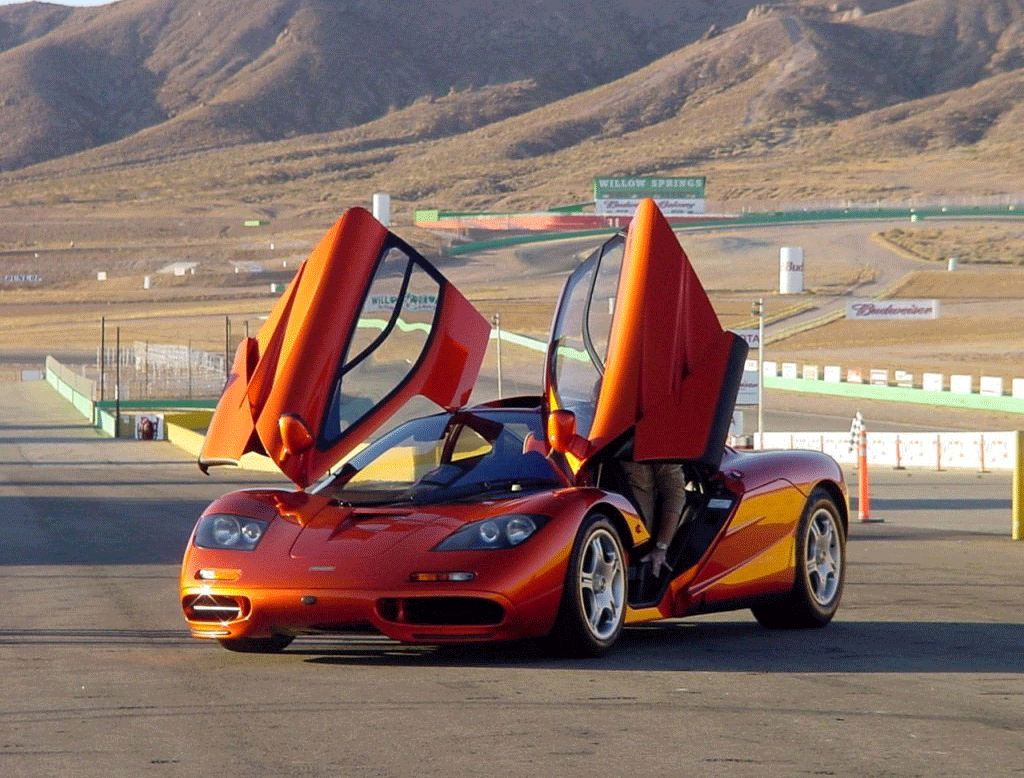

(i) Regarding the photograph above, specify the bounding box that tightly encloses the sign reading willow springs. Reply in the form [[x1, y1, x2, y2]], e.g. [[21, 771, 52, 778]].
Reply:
[[593, 176, 706, 216]]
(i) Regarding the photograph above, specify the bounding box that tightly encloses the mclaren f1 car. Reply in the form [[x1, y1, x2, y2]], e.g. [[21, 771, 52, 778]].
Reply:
[[180, 199, 848, 656]]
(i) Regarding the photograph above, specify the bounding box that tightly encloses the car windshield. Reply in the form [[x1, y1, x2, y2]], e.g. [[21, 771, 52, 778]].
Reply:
[[316, 409, 564, 505]]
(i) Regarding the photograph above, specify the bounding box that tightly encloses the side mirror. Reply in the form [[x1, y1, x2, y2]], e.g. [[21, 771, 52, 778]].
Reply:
[[547, 409, 577, 455], [278, 414, 314, 456]]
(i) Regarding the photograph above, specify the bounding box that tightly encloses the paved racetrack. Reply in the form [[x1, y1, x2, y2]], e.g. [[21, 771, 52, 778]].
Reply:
[[1, 381, 1022, 778]]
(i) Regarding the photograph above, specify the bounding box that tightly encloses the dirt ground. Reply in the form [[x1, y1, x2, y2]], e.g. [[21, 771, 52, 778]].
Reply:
[[3, 202, 1023, 431]]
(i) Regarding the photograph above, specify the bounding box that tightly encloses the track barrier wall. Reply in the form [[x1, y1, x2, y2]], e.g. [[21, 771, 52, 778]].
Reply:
[[751, 430, 1019, 472]]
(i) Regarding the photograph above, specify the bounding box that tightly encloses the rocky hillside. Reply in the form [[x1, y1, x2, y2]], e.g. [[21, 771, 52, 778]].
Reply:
[[0, 0, 761, 170], [0, 0, 1021, 210]]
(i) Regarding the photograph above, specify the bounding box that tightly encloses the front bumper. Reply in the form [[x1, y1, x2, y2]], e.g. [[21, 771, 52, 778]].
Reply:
[[181, 583, 561, 644]]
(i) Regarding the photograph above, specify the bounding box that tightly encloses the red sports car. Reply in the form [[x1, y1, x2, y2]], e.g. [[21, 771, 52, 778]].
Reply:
[[180, 199, 848, 656]]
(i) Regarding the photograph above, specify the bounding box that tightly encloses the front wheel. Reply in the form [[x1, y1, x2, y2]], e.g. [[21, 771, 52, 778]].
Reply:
[[752, 490, 846, 629], [546, 514, 627, 657], [217, 635, 294, 653]]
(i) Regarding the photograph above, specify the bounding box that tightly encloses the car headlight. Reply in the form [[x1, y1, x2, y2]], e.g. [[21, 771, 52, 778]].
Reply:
[[194, 514, 269, 551], [433, 514, 548, 551]]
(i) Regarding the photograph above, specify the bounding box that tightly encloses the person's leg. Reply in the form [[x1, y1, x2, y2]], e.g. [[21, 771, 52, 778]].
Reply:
[[620, 460, 656, 530]]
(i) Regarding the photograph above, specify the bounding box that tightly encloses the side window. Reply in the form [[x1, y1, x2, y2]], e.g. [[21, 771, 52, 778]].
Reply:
[[549, 235, 624, 438], [322, 245, 442, 444], [550, 256, 601, 437], [586, 239, 623, 366]]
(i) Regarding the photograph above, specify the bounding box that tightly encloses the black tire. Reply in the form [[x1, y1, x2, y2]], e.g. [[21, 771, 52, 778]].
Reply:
[[752, 490, 846, 629], [545, 514, 627, 657], [217, 635, 294, 653]]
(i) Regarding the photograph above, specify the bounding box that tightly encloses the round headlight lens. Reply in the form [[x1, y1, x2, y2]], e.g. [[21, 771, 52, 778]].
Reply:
[[211, 515, 241, 546], [241, 521, 263, 545], [194, 514, 269, 551], [478, 521, 501, 544], [432, 514, 548, 551], [505, 515, 537, 545]]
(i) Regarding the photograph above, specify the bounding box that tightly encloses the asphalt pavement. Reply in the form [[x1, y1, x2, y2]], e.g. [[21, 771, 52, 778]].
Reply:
[[1, 379, 1022, 778]]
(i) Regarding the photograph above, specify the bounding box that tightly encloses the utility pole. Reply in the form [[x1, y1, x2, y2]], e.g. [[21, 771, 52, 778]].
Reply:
[[492, 314, 503, 399], [752, 298, 764, 449], [114, 327, 121, 438], [99, 317, 106, 403]]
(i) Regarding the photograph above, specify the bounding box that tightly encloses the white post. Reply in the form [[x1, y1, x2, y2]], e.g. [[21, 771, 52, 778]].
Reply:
[[758, 298, 764, 449], [779, 247, 804, 294], [751, 298, 765, 448], [1013, 430, 1023, 541], [492, 314, 503, 400], [372, 193, 391, 227]]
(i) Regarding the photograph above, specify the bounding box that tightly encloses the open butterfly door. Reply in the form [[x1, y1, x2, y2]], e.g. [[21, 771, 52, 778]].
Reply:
[[545, 198, 747, 473], [199, 207, 491, 488]]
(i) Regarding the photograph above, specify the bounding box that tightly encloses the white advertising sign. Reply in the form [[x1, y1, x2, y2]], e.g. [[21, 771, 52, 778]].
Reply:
[[870, 369, 889, 386], [781, 362, 798, 379], [846, 299, 940, 320], [368, 293, 438, 312], [1014, 378, 1024, 399], [802, 365, 819, 380], [950, 374, 973, 394], [596, 198, 705, 216], [895, 370, 914, 388], [980, 376, 1003, 397], [731, 329, 760, 350], [737, 359, 758, 405], [823, 365, 842, 383], [922, 372, 944, 392], [593, 176, 706, 216], [3, 274, 43, 283]]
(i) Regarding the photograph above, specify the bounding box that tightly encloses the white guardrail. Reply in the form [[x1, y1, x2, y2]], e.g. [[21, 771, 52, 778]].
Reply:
[[745, 431, 1018, 472]]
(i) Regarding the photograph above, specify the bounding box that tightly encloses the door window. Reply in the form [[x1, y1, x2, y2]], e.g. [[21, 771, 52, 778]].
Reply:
[[322, 245, 442, 444], [548, 235, 624, 438]]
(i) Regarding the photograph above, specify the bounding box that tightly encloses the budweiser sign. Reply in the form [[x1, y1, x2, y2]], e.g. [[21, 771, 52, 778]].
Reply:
[[845, 299, 940, 320]]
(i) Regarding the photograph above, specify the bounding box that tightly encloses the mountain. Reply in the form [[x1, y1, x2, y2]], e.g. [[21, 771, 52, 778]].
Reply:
[[0, 0, 760, 170], [0, 0, 1022, 210]]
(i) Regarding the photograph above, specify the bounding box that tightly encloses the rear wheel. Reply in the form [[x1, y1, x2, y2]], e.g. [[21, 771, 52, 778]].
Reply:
[[217, 635, 294, 653], [546, 514, 627, 657], [752, 490, 846, 629]]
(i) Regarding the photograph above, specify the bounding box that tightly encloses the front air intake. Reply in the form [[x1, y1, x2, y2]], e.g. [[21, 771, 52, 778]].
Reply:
[[183, 593, 249, 622], [377, 597, 505, 625]]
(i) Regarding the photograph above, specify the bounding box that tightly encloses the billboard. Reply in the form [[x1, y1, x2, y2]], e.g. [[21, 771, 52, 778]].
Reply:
[[731, 329, 759, 405], [845, 300, 940, 320], [593, 176, 706, 216]]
